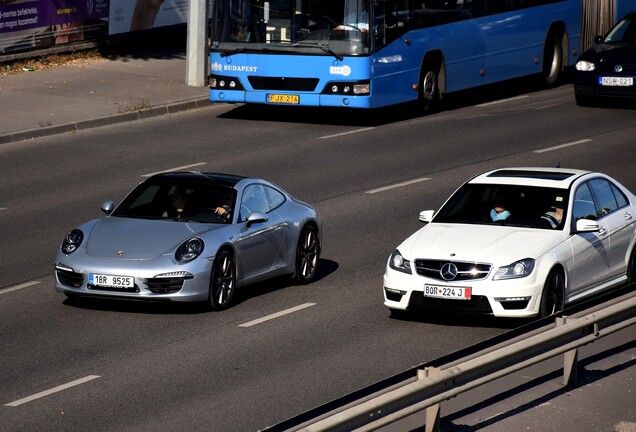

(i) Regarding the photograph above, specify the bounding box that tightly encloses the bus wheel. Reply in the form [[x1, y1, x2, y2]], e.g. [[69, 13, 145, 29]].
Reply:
[[419, 62, 441, 113], [543, 31, 563, 87]]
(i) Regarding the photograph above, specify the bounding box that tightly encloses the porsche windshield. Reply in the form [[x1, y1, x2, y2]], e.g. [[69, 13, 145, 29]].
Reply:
[[212, 0, 372, 56], [113, 181, 237, 224], [434, 184, 570, 230]]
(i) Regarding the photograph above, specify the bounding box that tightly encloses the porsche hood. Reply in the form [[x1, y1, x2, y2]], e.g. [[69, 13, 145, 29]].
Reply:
[[84, 217, 217, 260]]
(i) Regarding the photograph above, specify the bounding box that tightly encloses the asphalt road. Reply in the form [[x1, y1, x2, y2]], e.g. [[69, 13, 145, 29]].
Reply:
[[0, 83, 634, 431]]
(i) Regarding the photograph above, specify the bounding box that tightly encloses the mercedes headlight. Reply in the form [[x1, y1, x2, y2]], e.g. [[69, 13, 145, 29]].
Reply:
[[389, 249, 412, 274], [493, 258, 535, 280]]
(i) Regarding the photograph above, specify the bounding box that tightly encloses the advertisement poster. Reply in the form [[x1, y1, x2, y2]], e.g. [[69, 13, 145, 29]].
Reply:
[[108, 0, 189, 35], [0, 0, 109, 54]]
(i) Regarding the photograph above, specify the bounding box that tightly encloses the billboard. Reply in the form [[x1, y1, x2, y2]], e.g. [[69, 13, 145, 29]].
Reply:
[[0, 0, 205, 55]]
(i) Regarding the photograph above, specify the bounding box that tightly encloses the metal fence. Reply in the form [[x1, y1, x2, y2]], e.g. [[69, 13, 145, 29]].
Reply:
[[278, 291, 635, 432]]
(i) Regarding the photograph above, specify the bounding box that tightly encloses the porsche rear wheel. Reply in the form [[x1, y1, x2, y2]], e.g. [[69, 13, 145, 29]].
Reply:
[[294, 225, 320, 284], [539, 269, 565, 318], [208, 249, 236, 310]]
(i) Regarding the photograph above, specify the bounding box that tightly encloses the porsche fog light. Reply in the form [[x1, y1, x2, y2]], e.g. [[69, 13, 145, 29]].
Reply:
[[176, 238, 204, 263], [61, 229, 84, 254]]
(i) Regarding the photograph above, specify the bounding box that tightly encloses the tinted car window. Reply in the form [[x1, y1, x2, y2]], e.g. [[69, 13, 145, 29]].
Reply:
[[611, 182, 629, 209], [239, 184, 270, 221], [433, 183, 569, 229], [589, 179, 619, 217], [572, 183, 599, 221], [265, 186, 286, 210]]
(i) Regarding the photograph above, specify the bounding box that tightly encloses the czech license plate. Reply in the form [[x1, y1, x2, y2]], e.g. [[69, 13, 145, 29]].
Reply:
[[423, 284, 471, 300], [89, 273, 134, 289], [267, 93, 300, 104], [600, 76, 634, 87]]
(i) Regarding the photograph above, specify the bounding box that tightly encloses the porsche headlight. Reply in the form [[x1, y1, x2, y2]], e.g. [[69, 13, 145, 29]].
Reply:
[[575, 60, 595, 72], [176, 238, 204, 263], [493, 258, 535, 280], [389, 249, 412, 274], [61, 229, 84, 254]]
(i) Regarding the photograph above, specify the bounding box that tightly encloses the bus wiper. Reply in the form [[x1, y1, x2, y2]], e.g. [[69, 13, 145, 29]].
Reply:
[[292, 42, 343, 61], [220, 47, 274, 57]]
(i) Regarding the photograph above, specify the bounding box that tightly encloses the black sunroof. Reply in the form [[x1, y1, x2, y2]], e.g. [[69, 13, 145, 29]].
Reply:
[[488, 170, 575, 181]]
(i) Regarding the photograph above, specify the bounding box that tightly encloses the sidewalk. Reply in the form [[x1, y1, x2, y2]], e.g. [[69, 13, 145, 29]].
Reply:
[[0, 46, 210, 144]]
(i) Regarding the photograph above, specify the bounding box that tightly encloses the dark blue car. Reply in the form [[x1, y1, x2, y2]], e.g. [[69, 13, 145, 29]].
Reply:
[[573, 12, 636, 106]]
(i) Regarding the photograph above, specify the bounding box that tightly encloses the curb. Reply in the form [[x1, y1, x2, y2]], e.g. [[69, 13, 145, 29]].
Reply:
[[0, 96, 212, 145]]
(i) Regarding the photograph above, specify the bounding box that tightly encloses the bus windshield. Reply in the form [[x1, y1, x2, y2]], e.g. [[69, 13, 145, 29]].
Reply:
[[212, 0, 372, 56]]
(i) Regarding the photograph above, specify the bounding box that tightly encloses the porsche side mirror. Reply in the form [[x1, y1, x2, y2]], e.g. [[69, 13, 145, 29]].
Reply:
[[246, 211, 268, 227], [101, 200, 115, 215]]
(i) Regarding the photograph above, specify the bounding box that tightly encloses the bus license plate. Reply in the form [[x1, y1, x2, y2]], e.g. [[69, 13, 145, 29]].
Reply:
[[89, 273, 134, 289], [423, 284, 471, 300], [600, 76, 634, 87], [267, 94, 300, 104]]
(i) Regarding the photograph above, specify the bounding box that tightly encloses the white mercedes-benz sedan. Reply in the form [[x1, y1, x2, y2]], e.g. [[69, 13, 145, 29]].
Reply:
[[383, 167, 636, 318]]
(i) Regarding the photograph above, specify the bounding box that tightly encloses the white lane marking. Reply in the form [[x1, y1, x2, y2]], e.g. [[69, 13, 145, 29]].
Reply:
[[141, 162, 207, 177], [0, 281, 41, 295], [476, 95, 529, 107], [366, 177, 431, 194], [319, 127, 375, 140], [0, 207, 7, 211], [534, 139, 592, 154], [239, 303, 316, 328], [5, 375, 101, 407]]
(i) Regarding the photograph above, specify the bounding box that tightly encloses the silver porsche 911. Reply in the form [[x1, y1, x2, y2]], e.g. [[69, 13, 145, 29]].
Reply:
[[54, 172, 321, 309]]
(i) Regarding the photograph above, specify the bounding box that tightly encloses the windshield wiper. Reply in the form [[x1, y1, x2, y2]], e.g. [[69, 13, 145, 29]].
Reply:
[[219, 47, 276, 57], [292, 41, 343, 61]]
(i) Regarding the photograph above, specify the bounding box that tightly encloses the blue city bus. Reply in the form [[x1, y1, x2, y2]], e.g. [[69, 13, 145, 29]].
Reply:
[[209, 0, 636, 110]]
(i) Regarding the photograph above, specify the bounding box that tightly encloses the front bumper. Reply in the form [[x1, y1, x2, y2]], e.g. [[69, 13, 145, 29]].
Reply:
[[383, 267, 544, 318], [54, 252, 213, 302]]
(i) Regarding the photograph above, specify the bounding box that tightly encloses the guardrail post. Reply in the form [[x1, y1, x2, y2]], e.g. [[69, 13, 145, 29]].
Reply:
[[419, 367, 441, 432], [557, 316, 579, 387]]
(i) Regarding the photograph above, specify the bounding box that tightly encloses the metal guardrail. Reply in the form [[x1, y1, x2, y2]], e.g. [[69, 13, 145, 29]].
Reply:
[[276, 291, 635, 432]]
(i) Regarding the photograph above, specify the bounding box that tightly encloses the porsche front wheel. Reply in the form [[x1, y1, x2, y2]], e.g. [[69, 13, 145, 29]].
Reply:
[[209, 249, 236, 310]]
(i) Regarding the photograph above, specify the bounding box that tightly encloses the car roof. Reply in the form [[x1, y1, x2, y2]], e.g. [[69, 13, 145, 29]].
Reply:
[[148, 171, 248, 187], [468, 167, 593, 188]]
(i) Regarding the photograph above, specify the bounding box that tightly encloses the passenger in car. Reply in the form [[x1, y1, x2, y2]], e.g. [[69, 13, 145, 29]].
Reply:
[[490, 200, 511, 222], [541, 197, 565, 228], [163, 187, 191, 219]]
